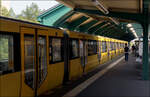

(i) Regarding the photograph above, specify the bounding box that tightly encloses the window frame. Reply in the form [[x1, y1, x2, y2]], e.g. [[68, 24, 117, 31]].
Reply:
[[69, 38, 80, 59], [38, 35, 48, 86], [0, 31, 21, 76], [88, 40, 97, 56], [102, 41, 107, 53], [49, 36, 64, 64]]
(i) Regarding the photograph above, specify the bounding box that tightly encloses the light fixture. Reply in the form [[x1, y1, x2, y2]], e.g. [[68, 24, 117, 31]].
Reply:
[[127, 24, 132, 27], [92, 0, 109, 14], [130, 27, 134, 31], [132, 30, 135, 33]]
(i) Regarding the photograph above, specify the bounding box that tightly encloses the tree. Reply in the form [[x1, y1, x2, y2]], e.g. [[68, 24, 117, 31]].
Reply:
[[0, 6, 9, 16], [8, 8, 16, 18], [0, 0, 16, 18], [17, 3, 42, 23]]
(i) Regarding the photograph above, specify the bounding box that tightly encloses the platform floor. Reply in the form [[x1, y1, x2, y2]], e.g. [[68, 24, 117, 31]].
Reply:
[[76, 55, 150, 97], [40, 54, 150, 97]]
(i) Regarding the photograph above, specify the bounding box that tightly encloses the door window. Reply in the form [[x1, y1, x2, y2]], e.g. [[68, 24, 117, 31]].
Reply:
[[70, 39, 79, 58], [24, 35, 35, 89], [38, 36, 47, 85], [79, 40, 84, 57], [102, 41, 107, 53]]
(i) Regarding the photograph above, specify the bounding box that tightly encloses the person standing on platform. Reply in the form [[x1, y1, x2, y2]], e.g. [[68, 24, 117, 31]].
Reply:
[[132, 45, 136, 55], [124, 43, 129, 61]]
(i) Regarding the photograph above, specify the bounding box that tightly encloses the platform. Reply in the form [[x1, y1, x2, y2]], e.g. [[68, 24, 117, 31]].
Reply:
[[40, 54, 150, 97], [75, 55, 150, 97]]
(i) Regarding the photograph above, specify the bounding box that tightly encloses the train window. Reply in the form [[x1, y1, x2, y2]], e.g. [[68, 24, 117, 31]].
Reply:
[[114, 42, 117, 50], [88, 40, 97, 55], [120, 43, 122, 48], [108, 42, 111, 51], [0, 34, 14, 75], [94, 41, 97, 54], [97, 41, 101, 53], [38, 36, 47, 85], [118, 43, 120, 49], [117, 43, 120, 49], [49, 38, 62, 63], [70, 39, 79, 58], [24, 35, 35, 89], [110, 42, 113, 50], [102, 41, 107, 53]]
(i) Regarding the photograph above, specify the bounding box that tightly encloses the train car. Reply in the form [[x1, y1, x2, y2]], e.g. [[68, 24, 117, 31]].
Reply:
[[0, 16, 65, 97], [0, 16, 127, 97]]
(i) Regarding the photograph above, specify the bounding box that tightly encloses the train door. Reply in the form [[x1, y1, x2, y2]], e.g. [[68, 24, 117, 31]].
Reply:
[[80, 40, 88, 73], [37, 29, 48, 95], [21, 27, 36, 97]]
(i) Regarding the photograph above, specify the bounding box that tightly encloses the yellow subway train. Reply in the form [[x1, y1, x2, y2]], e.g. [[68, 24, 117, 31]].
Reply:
[[0, 16, 128, 97]]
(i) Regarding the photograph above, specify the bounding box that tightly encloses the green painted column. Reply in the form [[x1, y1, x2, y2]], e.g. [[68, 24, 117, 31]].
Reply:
[[142, 23, 149, 80], [142, 1, 149, 80]]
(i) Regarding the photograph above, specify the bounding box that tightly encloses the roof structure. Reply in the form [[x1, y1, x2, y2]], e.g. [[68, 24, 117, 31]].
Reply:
[[37, 0, 148, 41]]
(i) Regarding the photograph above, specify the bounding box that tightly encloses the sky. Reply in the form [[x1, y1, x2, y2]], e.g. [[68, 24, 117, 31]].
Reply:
[[2, 0, 59, 14]]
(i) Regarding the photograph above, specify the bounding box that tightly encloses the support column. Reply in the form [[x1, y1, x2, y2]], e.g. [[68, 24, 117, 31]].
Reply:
[[142, 2, 150, 80], [142, 22, 149, 80]]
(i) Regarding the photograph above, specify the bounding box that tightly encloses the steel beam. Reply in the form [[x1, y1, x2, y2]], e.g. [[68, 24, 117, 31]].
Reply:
[[74, 8, 144, 23]]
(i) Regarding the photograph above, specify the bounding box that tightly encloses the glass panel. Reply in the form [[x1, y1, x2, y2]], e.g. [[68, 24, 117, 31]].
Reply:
[[0, 34, 14, 75], [38, 36, 47, 85], [51, 38, 62, 62], [79, 40, 84, 57], [88, 41, 93, 55], [102, 41, 107, 53], [110, 42, 114, 50], [88, 40, 97, 55], [94, 41, 97, 54], [108, 42, 110, 51], [24, 35, 35, 89], [85, 41, 88, 56], [71, 40, 79, 58]]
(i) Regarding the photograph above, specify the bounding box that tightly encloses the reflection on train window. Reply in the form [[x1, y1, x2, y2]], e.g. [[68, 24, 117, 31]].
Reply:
[[79, 40, 83, 57], [24, 35, 35, 89], [0, 35, 14, 75], [50, 38, 62, 63], [38, 36, 47, 85], [102, 41, 107, 53], [117, 43, 120, 49], [120, 43, 122, 48], [110, 42, 113, 50], [97, 41, 101, 53], [26, 45, 34, 56], [111, 42, 115, 50], [114, 43, 117, 50], [88, 40, 97, 55], [108, 42, 111, 51], [71, 40, 79, 58]]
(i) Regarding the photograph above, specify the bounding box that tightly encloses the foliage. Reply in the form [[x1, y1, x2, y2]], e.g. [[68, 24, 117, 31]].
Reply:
[[0, 1, 41, 23], [16, 3, 42, 23], [0, 0, 16, 18], [0, 36, 8, 61]]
